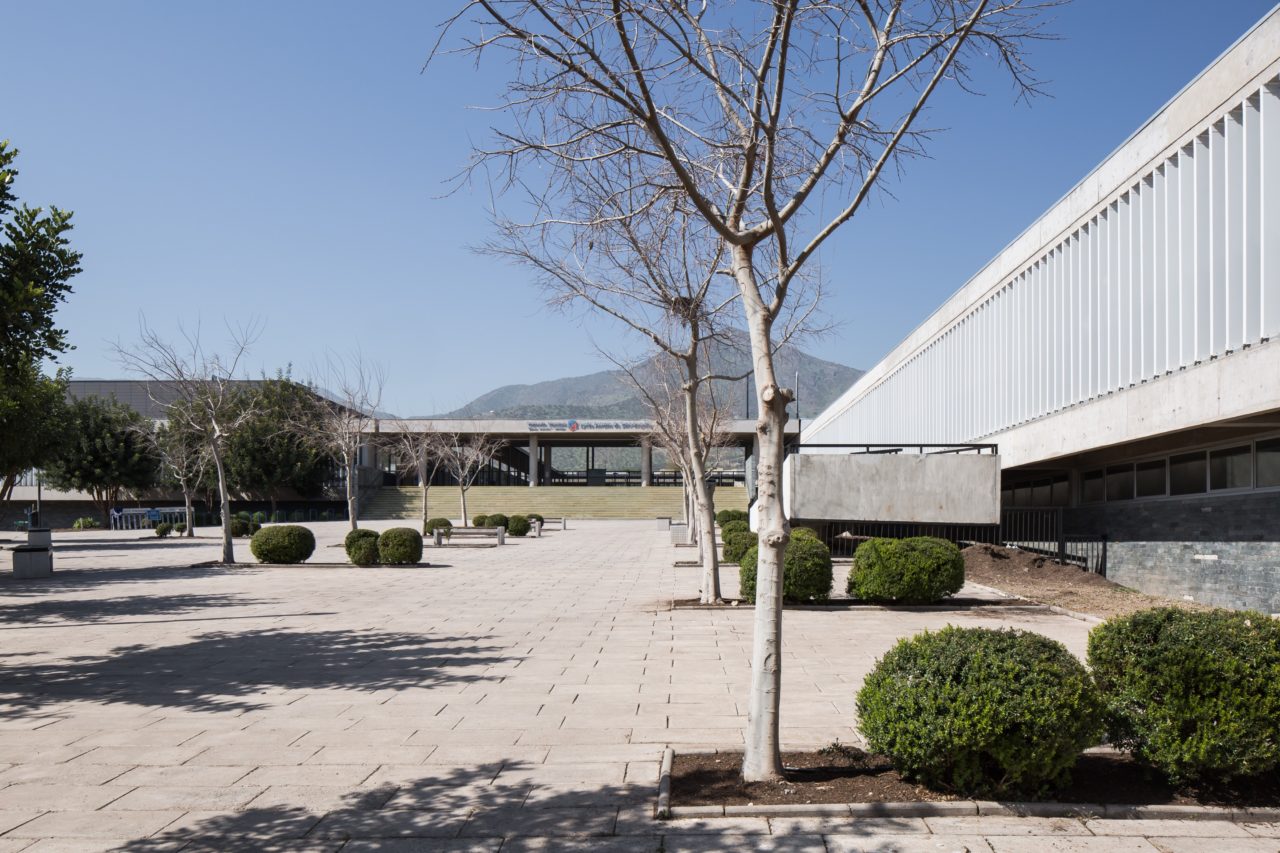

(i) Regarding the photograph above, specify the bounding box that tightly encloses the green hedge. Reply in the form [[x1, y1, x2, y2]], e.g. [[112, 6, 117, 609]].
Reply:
[[378, 527, 423, 565], [721, 519, 750, 538], [716, 508, 749, 526], [72, 517, 100, 529], [472, 514, 488, 528], [345, 529, 380, 566], [486, 513, 509, 531], [1088, 607, 1280, 783], [858, 626, 1102, 798], [507, 515, 531, 537], [249, 525, 316, 564], [721, 530, 756, 564], [739, 529, 832, 604], [526, 513, 544, 524], [155, 522, 173, 538], [848, 536, 965, 603]]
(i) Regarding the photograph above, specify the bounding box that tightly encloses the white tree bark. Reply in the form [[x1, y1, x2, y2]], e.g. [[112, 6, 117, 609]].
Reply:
[[736, 248, 790, 782], [345, 451, 359, 531], [211, 444, 235, 564]]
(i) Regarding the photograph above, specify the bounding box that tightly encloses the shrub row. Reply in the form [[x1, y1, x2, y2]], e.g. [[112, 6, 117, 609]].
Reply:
[[471, 513, 537, 537], [856, 607, 1280, 799], [343, 527, 425, 566]]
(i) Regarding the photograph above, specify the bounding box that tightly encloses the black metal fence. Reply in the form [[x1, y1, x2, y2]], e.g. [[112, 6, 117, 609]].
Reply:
[[801, 508, 1108, 575]]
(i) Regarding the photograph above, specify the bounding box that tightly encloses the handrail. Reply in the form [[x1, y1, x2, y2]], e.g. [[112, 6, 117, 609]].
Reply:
[[792, 443, 998, 456]]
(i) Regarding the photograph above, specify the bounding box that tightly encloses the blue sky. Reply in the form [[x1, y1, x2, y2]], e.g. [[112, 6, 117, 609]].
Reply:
[[3, 1, 1275, 415]]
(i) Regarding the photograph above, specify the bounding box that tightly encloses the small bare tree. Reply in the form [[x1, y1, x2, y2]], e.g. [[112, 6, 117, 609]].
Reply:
[[442, 0, 1054, 781], [114, 320, 260, 563], [303, 354, 386, 531], [382, 425, 449, 531], [437, 432, 505, 524], [138, 417, 209, 538], [633, 354, 737, 599]]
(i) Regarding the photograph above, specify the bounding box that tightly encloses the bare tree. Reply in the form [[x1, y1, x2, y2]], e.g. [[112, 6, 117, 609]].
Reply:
[[382, 425, 449, 531], [489, 195, 763, 601], [114, 320, 260, 563], [138, 418, 209, 538], [304, 354, 386, 531], [441, 0, 1054, 780], [437, 432, 505, 524], [633, 352, 738, 599]]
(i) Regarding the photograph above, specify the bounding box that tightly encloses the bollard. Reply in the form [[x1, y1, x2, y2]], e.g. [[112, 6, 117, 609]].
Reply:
[[496, 526, 506, 546], [433, 529, 443, 547], [533, 520, 542, 538]]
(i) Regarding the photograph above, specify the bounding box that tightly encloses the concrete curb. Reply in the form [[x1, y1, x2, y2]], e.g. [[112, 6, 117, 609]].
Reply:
[[964, 581, 1105, 624], [654, 750, 1280, 823]]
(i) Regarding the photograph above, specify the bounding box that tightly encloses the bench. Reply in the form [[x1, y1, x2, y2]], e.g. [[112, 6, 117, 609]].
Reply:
[[434, 526, 505, 546], [537, 517, 568, 531], [12, 527, 53, 578]]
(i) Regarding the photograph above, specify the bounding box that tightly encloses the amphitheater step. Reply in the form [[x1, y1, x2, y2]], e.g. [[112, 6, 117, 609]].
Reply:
[[362, 485, 749, 521]]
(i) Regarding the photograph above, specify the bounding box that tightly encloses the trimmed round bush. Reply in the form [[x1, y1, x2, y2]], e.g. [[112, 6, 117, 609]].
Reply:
[[249, 524, 316, 564], [486, 513, 509, 531], [507, 515, 531, 537], [472, 514, 489, 528], [175, 522, 187, 533], [229, 517, 249, 537], [848, 536, 964, 603], [72, 517, 101, 530], [721, 519, 750, 538], [716, 508, 749, 526], [526, 512, 544, 524], [1088, 607, 1280, 783], [721, 530, 756, 564], [738, 529, 833, 604], [425, 518, 453, 537], [251, 511, 267, 525], [378, 527, 424, 565], [858, 626, 1103, 798], [155, 522, 174, 538], [345, 528, 380, 566]]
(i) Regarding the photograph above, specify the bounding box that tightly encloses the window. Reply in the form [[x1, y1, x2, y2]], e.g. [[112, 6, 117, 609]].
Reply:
[[1031, 479, 1053, 507], [1082, 470, 1104, 503], [1257, 438, 1280, 488], [1051, 477, 1070, 506], [1209, 445, 1252, 491], [1169, 451, 1207, 495], [1106, 464, 1135, 501], [1135, 459, 1167, 498]]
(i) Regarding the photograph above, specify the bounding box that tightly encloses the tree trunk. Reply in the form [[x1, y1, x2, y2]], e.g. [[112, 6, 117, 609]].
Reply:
[[183, 487, 194, 537], [735, 245, 790, 782], [212, 445, 235, 563], [270, 495, 278, 523], [419, 462, 430, 533], [683, 374, 721, 604], [459, 487, 468, 526], [345, 453, 359, 531]]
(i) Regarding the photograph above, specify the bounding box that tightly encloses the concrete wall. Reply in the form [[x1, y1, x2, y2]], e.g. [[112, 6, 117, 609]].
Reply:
[[785, 453, 1001, 524]]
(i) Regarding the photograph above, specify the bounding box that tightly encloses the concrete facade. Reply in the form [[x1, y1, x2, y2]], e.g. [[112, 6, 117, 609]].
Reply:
[[795, 7, 1280, 611], [784, 453, 1001, 525]]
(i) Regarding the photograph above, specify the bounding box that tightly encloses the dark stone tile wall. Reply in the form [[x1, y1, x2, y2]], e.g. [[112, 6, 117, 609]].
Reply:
[[1064, 491, 1280, 614]]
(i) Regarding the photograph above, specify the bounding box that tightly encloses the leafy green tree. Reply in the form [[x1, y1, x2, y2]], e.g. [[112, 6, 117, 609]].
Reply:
[[44, 396, 159, 526], [227, 376, 329, 518], [0, 364, 70, 502], [0, 140, 82, 376]]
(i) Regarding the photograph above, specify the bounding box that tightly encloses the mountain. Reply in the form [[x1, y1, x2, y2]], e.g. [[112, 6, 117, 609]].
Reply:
[[430, 334, 863, 419]]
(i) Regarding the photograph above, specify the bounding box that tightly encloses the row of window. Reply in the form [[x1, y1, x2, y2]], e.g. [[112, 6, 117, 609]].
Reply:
[[1082, 437, 1280, 503]]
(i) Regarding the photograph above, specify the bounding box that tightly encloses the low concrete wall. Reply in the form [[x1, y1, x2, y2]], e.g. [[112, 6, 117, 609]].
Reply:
[[785, 453, 1001, 525]]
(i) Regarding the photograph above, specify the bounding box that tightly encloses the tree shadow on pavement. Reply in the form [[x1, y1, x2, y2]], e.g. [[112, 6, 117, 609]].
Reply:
[[0, 593, 274, 626], [0, 563, 256, 595], [106, 760, 882, 852], [0, 628, 506, 716]]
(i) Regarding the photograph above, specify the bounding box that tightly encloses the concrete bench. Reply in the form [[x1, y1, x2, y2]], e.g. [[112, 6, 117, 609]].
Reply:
[[537, 517, 568, 531], [434, 526, 505, 546], [12, 531, 53, 578]]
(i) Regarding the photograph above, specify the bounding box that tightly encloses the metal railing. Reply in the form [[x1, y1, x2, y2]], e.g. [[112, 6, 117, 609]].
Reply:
[[792, 443, 999, 456]]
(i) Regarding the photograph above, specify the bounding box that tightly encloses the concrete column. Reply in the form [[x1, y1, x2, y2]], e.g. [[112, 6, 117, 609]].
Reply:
[[528, 435, 539, 487], [541, 445, 551, 483], [640, 438, 652, 486]]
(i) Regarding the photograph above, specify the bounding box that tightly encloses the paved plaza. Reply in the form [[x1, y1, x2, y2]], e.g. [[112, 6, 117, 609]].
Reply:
[[0, 520, 1272, 851]]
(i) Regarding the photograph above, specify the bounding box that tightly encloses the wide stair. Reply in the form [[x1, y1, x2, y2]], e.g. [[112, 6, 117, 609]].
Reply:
[[362, 485, 749, 521]]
